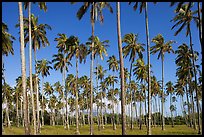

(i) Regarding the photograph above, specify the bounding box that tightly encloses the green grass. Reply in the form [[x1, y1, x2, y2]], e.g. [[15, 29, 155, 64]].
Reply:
[[2, 124, 200, 135]]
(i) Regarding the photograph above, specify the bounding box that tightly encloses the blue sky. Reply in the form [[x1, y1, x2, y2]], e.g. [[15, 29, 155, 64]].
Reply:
[[2, 2, 202, 116]]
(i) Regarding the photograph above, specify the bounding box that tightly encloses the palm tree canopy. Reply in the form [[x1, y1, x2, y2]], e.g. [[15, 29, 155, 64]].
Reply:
[[73, 2, 113, 23], [52, 52, 72, 73], [16, 14, 52, 52], [2, 22, 15, 56], [107, 55, 119, 72], [122, 33, 145, 63], [171, 3, 199, 37], [36, 59, 53, 78], [151, 34, 175, 60], [24, 2, 47, 12]]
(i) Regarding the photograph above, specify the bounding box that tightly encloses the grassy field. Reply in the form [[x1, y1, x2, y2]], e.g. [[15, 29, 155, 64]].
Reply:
[[2, 124, 200, 135]]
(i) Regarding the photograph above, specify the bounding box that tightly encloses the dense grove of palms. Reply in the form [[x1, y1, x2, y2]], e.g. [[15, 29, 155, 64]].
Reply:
[[2, 2, 202, 135]]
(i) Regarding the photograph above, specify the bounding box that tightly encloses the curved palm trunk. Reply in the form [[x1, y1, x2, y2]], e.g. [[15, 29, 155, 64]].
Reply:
[[139, 98, 142, 130], [75, 57, 80, 135], [129, 62, 133, 130], [161, 55, 165, 131], [19, 2, 30, 134], [90, 2, 95, 135], [112, 84, 116, 130], [189, 27, 201, 134], [117, 2, 126, 135], [145, 2, 152, 135], [28, 2, 37, 135]]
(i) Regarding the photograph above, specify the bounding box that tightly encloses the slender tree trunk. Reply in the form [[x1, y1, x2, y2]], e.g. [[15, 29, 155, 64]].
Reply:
[[87, 96, 90, 125], [42, 77, 44, 127], [189, 26, 201, 134], [186, 85, 192, 127], [139, 99, 142, 130], [34, 51, 40, 134], [190, 91, 197, 130], [112, 85, 116, 130], [100, 79, 104, 129], [117, 2, 126, 135], [134, 101, 138, 126], [161, 55, 165, 130], [62, 60, 66, 129], [19, 2, 30, 134], [144, 89, 147, 127], [16, 94, 20, 128], [105, 107, 107, 125], [90, 2, 95, 135], [5, 96, 10, 128], [170, 93, 174, 127], [154, 96, 158, 127], [75, 57, 80, 135], [129, 62, 133, 130], [28, 3, 36, 134], [145, 2, 152, 135]]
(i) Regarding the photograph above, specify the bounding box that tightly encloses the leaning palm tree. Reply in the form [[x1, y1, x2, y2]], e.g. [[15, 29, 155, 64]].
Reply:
[[150, 33, 175, 131], [171, 4, 201, 134], [116, 2, 126, 135], [36, 59, 52, 127], [18, 2, 30, 134], [122, 33, 145, 130], [72, 2, 113, 134]]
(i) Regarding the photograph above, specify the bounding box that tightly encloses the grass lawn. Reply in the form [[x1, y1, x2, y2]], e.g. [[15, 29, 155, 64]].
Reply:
[[2, 124, 200, 135]]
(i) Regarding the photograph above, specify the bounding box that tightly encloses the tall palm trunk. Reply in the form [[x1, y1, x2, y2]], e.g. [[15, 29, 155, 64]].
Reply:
[[139, 98, 142, 130], [117, 2, 126, 135], [34, 50, 40, 134], [129, 62, 133, 130], [28, 2, 37, 135], [96, 60, 100, 131], [62, 53, 66, 129], [16, 93, 20, 127], [100, 79, 104, 129], [197, 2, 202, 51], [41, 76, 44, 127], [185, 85, 192, 127], [189, 27, 201, 134], [65, 92, 69, 130], [75, 57, 80, 135], [112, 86, 116, 130], [170, 93, 174, 127], [90, 2, 95, 135], [145, 2, 151, 135], [5, 95, 10, 128], [18, 2, 30, 134], [161, 54, 165, 131]]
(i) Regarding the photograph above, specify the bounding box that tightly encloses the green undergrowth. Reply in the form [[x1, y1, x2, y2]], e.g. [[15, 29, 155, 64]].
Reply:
[[2, 124, 199, 135]]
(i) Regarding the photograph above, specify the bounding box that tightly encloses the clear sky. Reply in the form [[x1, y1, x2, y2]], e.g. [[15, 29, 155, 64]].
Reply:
[[2, 2, 202, 116]]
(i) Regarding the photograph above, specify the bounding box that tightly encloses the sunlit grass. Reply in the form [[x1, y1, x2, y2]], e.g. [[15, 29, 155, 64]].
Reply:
[[2, 124, 199, 135]]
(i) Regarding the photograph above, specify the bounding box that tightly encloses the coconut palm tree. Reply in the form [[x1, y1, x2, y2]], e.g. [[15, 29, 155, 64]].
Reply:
[[72, 2, 113, 134], [165, 81, 175, 127], [95, 65, 107, 129], [2, 22, 15, 132], [122, 33, 145, 130], [105, 75, 118, 130], [18, 2, 30, 134], [52, 51, 72, 129], [36, 59, 52, 127], [23, 2, 47, 134], [150, 34, 175, 130], [66, 35, 88, 134], [171, 4, 201, 134]]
